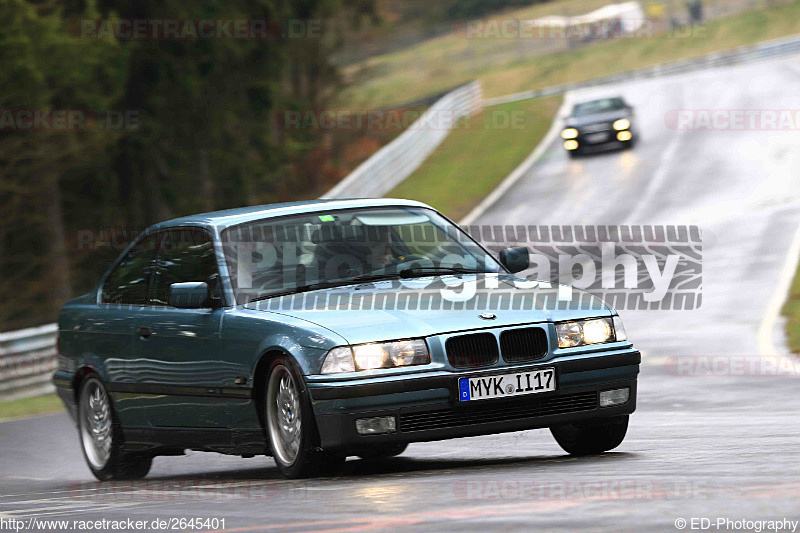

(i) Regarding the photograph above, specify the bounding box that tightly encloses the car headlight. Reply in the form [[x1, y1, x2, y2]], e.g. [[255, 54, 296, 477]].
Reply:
[[320, 339, 430, 373], [561, 128, 578, 139], [556, 317, 621, 348], [613, 118, 630, 131]]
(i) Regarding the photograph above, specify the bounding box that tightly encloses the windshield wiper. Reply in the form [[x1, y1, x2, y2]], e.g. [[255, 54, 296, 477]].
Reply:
[[248, 273, 403, 303], [347, 273, 403, 284], [248, 269, 492, 303], [249, 281, 349, 302], [398, 266, 492, 278]]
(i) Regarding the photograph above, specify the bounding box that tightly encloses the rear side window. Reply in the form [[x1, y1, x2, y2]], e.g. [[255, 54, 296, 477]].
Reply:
[[101, 233, 160, 305], [149, 228, 221, 307]]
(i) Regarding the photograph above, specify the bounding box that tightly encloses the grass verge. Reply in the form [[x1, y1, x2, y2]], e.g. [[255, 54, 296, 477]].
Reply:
[[388, 95, 562, 221], [339, 0, 800, 109], [781, 262, 800, 353], [0, 393, 64, 421]]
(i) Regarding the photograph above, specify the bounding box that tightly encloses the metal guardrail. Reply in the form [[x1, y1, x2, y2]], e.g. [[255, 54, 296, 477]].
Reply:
[[0, 323, 58, 401], [321, 81, 483, 199], [3, 34, 800, 402], [484, 33, 800, 107]]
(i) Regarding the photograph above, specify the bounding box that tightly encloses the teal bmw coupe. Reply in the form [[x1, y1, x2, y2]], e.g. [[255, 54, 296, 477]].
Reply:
[[54, 198, 639, 479]]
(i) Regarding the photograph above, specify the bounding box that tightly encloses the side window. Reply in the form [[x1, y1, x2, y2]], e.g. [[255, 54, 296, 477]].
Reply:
[[101, 233, 160, 305], [150, 228, 221, 307]]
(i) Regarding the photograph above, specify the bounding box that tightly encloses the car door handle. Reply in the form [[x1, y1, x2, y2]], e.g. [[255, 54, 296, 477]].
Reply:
[[136, 326, 152, 338]]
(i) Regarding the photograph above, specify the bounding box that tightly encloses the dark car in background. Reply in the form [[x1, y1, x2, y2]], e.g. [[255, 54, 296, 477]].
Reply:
[[562, 97, 636, 156]]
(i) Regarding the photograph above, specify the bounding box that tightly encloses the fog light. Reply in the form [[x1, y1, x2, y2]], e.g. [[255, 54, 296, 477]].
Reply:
[[599, 388, 630, 407], [616, 130, 632, 142], [356, 416, 396, 435], [564, 140, 579, 150]]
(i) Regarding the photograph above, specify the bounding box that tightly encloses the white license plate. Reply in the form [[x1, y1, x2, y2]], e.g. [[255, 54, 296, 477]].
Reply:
[[458, 368, 556, 402], [585, 132, 608, 143]]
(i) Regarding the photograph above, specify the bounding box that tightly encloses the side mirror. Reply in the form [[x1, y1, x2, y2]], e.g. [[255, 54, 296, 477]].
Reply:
[[169, 282, 212, 309], [498, 246, 529, 274]]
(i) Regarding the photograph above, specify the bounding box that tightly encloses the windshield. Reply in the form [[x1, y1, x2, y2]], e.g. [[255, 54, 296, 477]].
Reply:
[[572, 97, 626, 117], [221, 206, 503, 304]]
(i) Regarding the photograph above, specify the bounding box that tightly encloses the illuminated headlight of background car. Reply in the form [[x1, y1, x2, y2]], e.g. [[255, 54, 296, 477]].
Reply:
[[613, 118, 630, 131], [556, 317, 627, 348], [321, 339, 430, 373], [561, 128, 578, 139]]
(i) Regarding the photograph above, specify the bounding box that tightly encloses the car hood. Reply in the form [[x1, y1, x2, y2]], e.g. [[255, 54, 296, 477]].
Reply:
[[244, 275, 612, 345], [565, 110, 630, 128]]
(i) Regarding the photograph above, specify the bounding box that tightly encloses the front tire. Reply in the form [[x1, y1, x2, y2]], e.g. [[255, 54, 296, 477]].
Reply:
[[78, 377, 152, 481], [550, 415, 629, 456], [265, 357, 345, 478]]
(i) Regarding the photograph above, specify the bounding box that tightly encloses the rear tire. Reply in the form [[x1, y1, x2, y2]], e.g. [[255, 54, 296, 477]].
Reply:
[[265, 356, 345, 478], [550, 415, 629, 456], [77, 377, 152, 481], [357, 443, 408, 460]]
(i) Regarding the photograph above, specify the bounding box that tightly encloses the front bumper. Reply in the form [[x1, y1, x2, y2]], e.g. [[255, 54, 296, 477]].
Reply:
[[310, 350, 639, 451], [566, 130, 633, 153]]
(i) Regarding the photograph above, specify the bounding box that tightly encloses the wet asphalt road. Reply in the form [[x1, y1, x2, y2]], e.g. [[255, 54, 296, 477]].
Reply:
[[3, 57, 800, 532]]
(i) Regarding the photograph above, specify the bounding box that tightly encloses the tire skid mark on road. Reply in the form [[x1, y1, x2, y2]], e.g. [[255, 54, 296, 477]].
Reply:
[[203, 478, 728, 533], [735, 481, 800, 499], [1, 501, 145, 519], [0, 485, 123, 499], [203, 500, 582, 533], [0, 478, 293, 500], [0, 476, 364, 520]]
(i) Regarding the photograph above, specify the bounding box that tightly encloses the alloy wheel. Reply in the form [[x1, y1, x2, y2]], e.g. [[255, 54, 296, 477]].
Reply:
[[267, 365, 303, 466], [80, 381, 113, 469]]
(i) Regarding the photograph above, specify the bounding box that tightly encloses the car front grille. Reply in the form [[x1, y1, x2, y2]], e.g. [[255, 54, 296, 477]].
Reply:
[[500, 327, 548, 362], [580, 122, 610, 133], [399, 391, 598, 432], [445, 333, 499, 368], [446, 328, 549, 368]]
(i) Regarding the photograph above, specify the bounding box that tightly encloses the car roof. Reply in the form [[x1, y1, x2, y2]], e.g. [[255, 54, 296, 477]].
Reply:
[[147, 198, 434, 233]]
